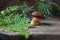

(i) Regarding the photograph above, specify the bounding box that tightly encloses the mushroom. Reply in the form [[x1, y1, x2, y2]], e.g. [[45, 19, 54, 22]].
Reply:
[[30, 11, 45, 25]]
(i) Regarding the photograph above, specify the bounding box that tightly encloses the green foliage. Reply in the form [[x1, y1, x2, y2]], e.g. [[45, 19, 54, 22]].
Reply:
[[0, 4, 33, 39], [0, 4, 32, 16], [36, 0, 60, 18], [4, 15, 32, 39], [36, 0, 52, 17], [50, 3, 60, 17]]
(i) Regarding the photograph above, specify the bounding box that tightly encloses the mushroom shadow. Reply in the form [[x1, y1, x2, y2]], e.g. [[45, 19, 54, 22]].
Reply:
[[38, 23, 53, 26]]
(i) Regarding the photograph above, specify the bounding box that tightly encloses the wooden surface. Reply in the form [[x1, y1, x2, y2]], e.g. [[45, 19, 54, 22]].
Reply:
[[0, 18, 60, 40], [28, 19, 60, 35], [0, 18, 60, 35]]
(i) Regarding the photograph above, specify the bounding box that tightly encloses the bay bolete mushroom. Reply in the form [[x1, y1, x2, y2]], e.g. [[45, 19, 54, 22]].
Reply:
[[30, 11, 45, 25]]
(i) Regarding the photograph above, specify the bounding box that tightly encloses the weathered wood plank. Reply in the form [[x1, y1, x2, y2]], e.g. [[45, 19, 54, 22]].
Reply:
[[0, 18, 60, 40]]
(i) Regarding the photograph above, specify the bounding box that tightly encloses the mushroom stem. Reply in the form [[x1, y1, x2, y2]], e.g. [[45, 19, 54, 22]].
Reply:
[[30, 17, 41, 25]]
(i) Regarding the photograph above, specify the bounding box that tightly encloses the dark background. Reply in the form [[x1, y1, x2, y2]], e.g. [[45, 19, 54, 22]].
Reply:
[[0, 0, 60, 11]]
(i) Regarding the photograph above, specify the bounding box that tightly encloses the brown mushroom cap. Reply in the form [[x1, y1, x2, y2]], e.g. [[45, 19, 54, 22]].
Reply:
[[31, 11, 45, 19]]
